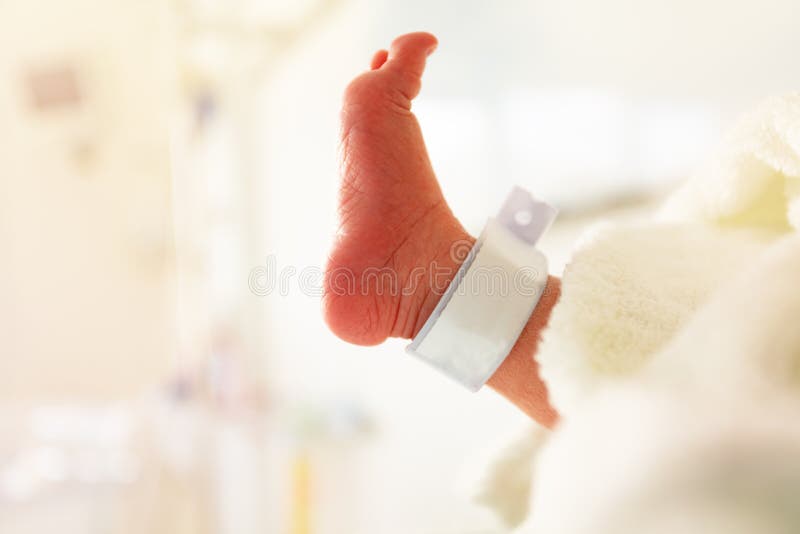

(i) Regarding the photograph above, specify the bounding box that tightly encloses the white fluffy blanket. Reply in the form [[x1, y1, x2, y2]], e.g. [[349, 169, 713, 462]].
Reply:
[[474, 94, 800, 533]]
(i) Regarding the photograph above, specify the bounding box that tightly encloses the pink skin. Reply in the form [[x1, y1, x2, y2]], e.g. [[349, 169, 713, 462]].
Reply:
[[323, 32, 559, 426]]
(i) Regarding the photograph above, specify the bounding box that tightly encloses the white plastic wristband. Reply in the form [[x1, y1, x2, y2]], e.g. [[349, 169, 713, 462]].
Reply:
[[406, 187, 557, 391]]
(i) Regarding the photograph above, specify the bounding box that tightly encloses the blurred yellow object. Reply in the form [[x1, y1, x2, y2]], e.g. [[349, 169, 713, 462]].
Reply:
[[290, 451, 311, 534]]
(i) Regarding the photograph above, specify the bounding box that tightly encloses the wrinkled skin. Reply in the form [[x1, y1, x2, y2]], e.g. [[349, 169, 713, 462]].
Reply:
[[323, 32, 472, 346], [323, 32, 558, 426]]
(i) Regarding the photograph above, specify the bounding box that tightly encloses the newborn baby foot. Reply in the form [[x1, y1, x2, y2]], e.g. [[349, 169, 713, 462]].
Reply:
[[324, 32, 473, 346]]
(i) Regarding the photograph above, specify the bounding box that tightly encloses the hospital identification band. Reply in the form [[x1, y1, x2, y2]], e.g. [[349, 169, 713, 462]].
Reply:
[[406, 187, 557, 391]]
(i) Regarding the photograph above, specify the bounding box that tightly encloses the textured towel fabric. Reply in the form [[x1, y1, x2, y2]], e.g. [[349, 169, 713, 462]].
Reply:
[[468, 426, 550, 528], [525, 232, 800, 534], [537, 223, 771, 415], [662, 93, 800, 231], [473, 93, 800, 532]]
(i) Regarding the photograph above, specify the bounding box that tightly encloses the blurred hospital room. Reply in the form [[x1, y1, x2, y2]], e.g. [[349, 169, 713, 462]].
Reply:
[[2, 0, 800, 533]]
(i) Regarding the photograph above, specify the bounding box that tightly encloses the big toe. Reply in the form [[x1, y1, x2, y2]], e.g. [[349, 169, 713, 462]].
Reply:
[[383, 32, 437, 97], [386, 32, 438, 64], [345, 32, 437, 110]]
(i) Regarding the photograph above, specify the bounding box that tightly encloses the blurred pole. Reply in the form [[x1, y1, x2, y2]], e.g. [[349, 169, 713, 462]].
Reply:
[[167, 2, 344, 533], [290, 450, 312, 534]]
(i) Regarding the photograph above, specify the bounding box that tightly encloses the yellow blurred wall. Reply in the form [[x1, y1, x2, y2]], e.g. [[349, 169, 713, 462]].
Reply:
[[0, 0, 177, 402]]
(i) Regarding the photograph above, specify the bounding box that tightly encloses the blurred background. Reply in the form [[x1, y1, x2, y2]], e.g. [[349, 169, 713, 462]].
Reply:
[[1, 0, 799, 532]]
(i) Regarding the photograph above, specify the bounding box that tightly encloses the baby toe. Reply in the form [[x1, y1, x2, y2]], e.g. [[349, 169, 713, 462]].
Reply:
[[383, 32, 437, 100]]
